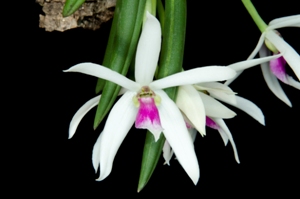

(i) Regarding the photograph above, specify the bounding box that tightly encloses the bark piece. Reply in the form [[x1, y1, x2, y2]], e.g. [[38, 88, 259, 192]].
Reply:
[[37, 0, 116, 32]]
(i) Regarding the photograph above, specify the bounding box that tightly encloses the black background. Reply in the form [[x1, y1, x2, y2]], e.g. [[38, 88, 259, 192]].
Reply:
[[29, 0, 299, 197]]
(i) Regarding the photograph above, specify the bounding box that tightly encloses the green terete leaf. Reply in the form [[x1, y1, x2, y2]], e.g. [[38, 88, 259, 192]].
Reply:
[[138, 0, 187, 192], [93, 0, 147, 129], [62, 0, 85, 17]]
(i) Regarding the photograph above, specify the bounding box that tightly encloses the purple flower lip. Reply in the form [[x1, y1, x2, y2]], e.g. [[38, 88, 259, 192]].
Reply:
[[135, 96, 163, 136], [270, 53, 288, 83], [205, 116, 219, 130]]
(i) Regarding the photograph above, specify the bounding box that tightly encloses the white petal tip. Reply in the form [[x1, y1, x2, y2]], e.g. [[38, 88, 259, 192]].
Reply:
[[95, 175, 106, 181], [199, 131, 206, 137], [192, 178, 199, 185], [231, 112, 237, 118], [281, 98, 292, 107], [235, 156, 240, 164], [92, 164, 99, 173], [256, 115, 265, 126], [153, 132, 162, 142], [146, 11, 151, 17], [68, 131, 75, 139]]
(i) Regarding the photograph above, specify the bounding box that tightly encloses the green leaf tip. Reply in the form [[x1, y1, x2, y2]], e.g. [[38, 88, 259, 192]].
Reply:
[[62, 0, 86, 17], [137, 132, 165, 192], [137, 0, 186, 191]]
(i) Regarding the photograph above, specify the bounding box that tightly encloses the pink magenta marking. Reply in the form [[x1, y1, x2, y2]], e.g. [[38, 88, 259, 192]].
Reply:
[[135, 97, 162, 131], [270, 54, 287, 83], [206, 117, 219, 130]]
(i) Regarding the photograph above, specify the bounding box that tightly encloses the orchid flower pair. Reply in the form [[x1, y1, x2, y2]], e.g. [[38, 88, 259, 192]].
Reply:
[[65, 13, 238, 185], [65, 12, 289, 185], [225, 14, 300, 106]]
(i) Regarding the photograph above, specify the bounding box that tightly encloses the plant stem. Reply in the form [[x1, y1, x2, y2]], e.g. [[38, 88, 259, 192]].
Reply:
[[241, 0, 268, 32]]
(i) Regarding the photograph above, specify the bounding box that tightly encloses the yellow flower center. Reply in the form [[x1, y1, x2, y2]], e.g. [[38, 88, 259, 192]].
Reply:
[[132, 86, 161, 107]]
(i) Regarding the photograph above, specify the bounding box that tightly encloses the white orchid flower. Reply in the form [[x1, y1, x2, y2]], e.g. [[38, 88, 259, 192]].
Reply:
[[163, 82, 264, 165], [225, 14, 300, 106], [164, 82, 265, 165], [165, 56, 280, 165], [174, 55, 276, 139], [64, 13, 237, 185]]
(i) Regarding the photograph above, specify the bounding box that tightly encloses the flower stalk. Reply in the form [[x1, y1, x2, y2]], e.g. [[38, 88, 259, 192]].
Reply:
[[241, 0, 268, 33]]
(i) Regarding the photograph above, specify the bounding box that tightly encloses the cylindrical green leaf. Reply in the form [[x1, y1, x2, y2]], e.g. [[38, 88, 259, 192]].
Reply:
[[93, 0, 147, 129], [62, 0, 85, 17], [157, 0, 165, 33], [138, 0, 187, 192], [95, 0, 120, 94], [137, 132, 165, 193]]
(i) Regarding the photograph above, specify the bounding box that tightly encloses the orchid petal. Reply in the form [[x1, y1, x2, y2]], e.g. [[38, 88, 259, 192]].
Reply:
[[92, 91, 138, 180], [163, 127, 197, 166], [224, 71, 243, 86], [135, 12, 161, 85], [189, 128, 197, 142], [206, 117, 228, 145], [156, 90, 200, 185], [268, 15, 300, 30], [195, 82, 236, 95], [163, 140, 173, 165], [181, 112, 194, 129], [248, 32, 266, 60], [176, 85, 206, 136], [64, 63, 140, 91], [234, 96, 265, 125], [150, 66, 236, 90], [198, 92, 236, 119], [225, 33, 265, 86], [213, 118, 240, 164], [214, 92, 265, 125], [265, 30, 300, 80], [290, 23, 300, 28], [69, 95, 100, 139], [218, 128, 229, 146], [69, 89, 128, 139], [195, 82, 237, 105], [259, 45, 292, 107], [228, 53, 282, 72], [286, 75, 300, 90], [269, 15, 300, 26]]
